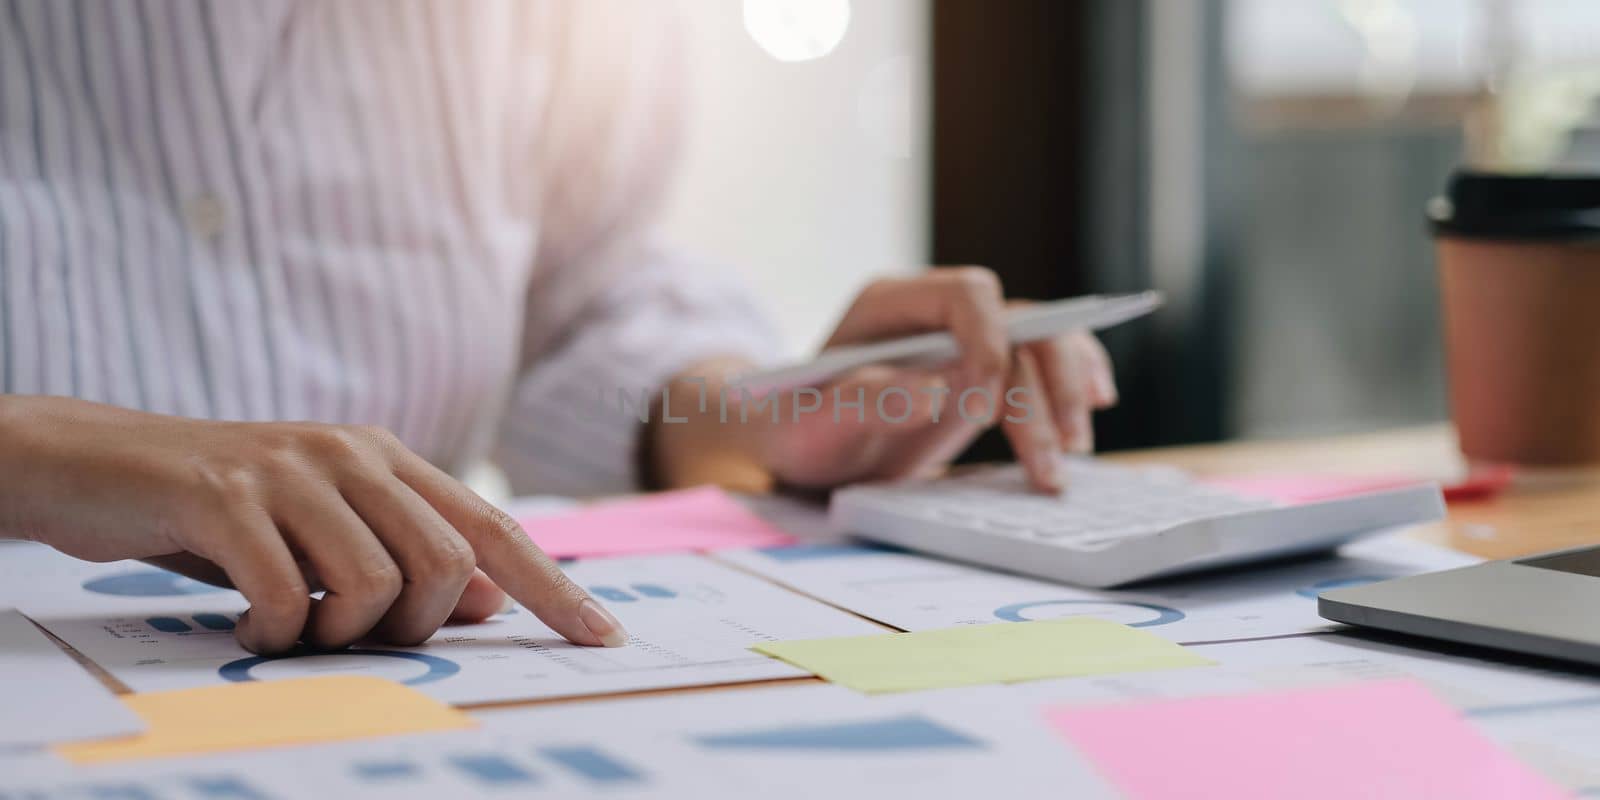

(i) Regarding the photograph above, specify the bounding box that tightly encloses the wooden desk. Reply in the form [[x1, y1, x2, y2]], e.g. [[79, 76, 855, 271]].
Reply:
[[1105, 423, 1600, 560]]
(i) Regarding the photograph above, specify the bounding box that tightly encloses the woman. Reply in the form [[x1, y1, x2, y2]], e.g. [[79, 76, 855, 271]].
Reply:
[[0, 0, 1115, 655]]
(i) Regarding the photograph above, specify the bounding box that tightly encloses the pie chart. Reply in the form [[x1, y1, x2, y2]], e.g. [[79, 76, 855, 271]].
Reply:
[[218, 649, 461, 686], [993, 599, 1185, 627], [1295, 575, 1387, 599], [83, 569, 230, 597]]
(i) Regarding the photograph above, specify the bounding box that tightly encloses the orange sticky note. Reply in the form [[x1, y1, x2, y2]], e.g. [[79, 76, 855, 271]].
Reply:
[[55, 675, 475, 764]]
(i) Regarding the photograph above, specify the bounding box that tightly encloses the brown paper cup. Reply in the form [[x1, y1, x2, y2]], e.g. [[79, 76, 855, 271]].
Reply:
[[1438, 238, 1600, 464], [1432, 171, 1600, 465]]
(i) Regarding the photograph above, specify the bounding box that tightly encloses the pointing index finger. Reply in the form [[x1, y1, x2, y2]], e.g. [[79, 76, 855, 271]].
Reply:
[[391, 452, 628, 647]]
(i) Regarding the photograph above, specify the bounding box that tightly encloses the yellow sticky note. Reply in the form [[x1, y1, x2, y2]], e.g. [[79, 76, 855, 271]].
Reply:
[[55, 675, 475, 764], [751, 618, 1212, 693]]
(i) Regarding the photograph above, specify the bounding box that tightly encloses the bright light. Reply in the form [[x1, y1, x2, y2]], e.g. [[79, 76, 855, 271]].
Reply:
[[743, 0, 851, 63]]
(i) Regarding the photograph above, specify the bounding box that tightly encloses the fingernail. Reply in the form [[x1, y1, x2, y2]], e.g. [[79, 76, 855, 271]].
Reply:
[[498, 595, 516, 615], [1057, 414, 1077, 447], [234, 609, 257, 652], [579, 599, 629, 647], [1032, 452, 1062, 491], [1098, 373, 1119, 405], [1070, 427, 1093, 454]]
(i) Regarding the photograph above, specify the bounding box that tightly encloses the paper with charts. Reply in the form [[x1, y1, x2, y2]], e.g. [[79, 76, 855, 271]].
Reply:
[[0, 607, 146, 749], [992, 629, 1600, 794], [0, 684, 1121, 799], [1001, 631, 1600, 718], [17, 552, 883, 704], [5, 601, 1598, 796], [716, 534, 1480, 643], [9, 655, 1593, 798]]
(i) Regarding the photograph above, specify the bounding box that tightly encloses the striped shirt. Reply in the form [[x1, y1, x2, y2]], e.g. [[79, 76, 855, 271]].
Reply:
[[0, 0, 776, 494]]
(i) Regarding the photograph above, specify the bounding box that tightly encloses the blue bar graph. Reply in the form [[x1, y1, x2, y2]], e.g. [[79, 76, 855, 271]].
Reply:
[[588, 586, 636, 603], [448, 754, 539, 786], [146, 616, 191, 633], [694, 715, 985, 752], [630, 583, 677, 599], [187, 776, 270, 800], [538, 746, 645, 784], [193, 613, 236, 631], [85, 784, 159, 800], [351, 760, 421, 781]]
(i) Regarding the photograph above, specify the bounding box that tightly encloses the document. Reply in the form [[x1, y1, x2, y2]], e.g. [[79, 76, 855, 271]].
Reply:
[[716, 534, 1481, 644], [0, 608, 144, 749], [1009, 632, 1600, 795], [1475, 697, 1600, 794], [739, 492, 842, 542], [752, 619, 1211, 693], [518, 487, 797, 558], [0, 684, 1121, 799], [498, 494, 579, 520], [1046, 680, 1566, 799], [0, 541, 113, 607], [997, 630, 1600, 717], [4, 664, 1589, 798], [57, 676, 474, 764], [22, 554, 884, 705]]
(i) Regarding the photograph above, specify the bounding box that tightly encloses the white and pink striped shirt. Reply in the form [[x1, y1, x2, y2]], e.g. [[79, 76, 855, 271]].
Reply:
[[0, 0, 775, 494]]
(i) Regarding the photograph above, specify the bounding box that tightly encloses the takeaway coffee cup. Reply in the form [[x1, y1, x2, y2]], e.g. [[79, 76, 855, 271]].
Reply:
[[1430, 170, 1600, 465]]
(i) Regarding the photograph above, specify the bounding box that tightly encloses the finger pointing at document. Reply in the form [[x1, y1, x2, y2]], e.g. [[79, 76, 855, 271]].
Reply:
[[0, 396, 627, 655]]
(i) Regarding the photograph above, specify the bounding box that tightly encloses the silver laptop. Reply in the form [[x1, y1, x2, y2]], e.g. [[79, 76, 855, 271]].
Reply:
[[1320, 544, 1600, 665]]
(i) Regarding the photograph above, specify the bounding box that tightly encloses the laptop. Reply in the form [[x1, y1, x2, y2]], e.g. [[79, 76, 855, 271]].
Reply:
[[1319, 543, 1600, 665]]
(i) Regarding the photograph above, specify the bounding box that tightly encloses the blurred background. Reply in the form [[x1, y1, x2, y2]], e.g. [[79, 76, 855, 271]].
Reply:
[[659, 0, 1600, 456]]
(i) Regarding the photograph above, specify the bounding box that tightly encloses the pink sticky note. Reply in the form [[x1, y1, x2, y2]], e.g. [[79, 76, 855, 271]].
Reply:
[[1203, 474, 1423, 505], [517, 487, 796, 559], [1046, 680, 1567, 800]]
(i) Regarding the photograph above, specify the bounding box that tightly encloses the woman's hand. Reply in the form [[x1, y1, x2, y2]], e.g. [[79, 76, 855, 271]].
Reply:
[[0, 396, 627, 655], [649, 267, 1118, 493], [762, 267, 1117, 491]]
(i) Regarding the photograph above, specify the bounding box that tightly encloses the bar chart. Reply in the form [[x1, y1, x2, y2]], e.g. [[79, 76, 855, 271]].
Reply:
[[144, 613, 238, 634], [349, 745, 646, 789]]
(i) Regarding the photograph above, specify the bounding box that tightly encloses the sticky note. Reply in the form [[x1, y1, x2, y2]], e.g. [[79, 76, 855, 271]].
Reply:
[[520, 486, 796, 559], [1046, 680, 1567, 800], [56, 675, 475, 764], [751, 618, 1212, 694], [1203, 474, 1422, 505]]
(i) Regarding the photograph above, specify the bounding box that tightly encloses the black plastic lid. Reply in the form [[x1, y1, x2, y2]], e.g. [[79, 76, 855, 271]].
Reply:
[[1429, 170, 1600, 241]]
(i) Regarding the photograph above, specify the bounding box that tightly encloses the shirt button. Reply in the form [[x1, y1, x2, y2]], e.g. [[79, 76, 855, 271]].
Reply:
[[184, 193, 227, 239]]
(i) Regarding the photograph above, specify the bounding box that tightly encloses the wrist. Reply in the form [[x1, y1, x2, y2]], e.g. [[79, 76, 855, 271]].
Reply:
[[0, 395, 144, 545], [0, 395, 47, 541], [643, 359, 775, 493]]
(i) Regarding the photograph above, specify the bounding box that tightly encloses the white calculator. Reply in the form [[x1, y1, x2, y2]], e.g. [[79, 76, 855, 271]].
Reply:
[[830, 459, 1447, 588]]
